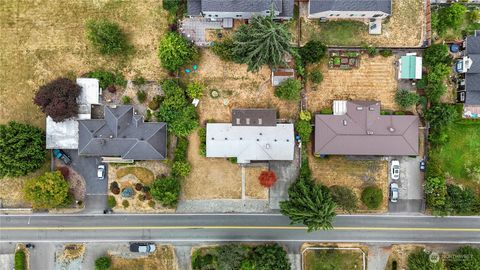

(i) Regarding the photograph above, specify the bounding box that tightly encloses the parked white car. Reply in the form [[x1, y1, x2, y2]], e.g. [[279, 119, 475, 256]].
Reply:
[[390, 183, 399, 203], [390, 160, 400, 180], [97, 164, 105, 180]]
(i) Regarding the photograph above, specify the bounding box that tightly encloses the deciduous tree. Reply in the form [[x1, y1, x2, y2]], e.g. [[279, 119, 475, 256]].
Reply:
[[275, 78, 302, 101], [158, 32, 198, 72], [0, 121, 46, 178], [151, 177, 181, 208], [299, 40, 327, 64], [34, 78, 81, 122], [23, 171, 69, 209], [330, 185, 358, 213], [395, 89, 419, 109]]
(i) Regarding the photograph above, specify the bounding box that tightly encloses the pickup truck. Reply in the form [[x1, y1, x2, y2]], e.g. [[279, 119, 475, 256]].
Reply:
[[53, 149, 72, 165]]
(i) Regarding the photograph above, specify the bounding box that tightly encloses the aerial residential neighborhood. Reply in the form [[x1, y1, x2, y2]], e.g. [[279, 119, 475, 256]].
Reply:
[[0, 0, 480, 270]]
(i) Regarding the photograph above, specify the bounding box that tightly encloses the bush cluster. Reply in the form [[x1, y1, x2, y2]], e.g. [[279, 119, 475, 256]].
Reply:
[[192, 243, 290, 270], [15, 250, 25, 270], [95, 256, 111, 270], [158, 32, 198, 72], [151, 176, 181, 208], [148, 95, 164, 110], [198, 127, 207, 157], [136, 90, 147, 103], [86, 19, 131, 56], [295, 119, 312, 143], [395, 89, 419, 109], [275, 78, 302, 101], [87, 70, 127, 90], [361, 186, 383, 209]]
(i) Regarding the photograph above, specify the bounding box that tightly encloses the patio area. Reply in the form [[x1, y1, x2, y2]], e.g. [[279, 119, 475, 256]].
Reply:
[[179, 17, 223, 46]]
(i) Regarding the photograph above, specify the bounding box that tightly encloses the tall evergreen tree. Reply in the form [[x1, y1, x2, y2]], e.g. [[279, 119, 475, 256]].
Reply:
[[233, 14, 292, 72]]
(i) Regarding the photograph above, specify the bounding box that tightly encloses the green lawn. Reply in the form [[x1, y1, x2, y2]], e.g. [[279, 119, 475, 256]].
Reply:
[[305, 20, 366, 46], [430, 121, 480, 188], [304, 248, 365, 270]]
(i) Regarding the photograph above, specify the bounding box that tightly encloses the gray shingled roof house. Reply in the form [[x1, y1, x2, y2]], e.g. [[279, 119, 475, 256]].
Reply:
[[314, 101, 419, 156], [78, 105, 167, 160], [187, 0, 294, 19], [308, 0, 391, 20], [463, 34, 480, 105]]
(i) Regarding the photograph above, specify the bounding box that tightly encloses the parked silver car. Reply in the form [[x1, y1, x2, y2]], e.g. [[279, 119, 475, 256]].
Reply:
[[390, 183, 399, 203]]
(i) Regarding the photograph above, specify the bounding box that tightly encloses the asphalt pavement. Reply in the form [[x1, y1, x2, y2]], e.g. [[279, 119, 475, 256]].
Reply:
[[1, 214, 479, 243]]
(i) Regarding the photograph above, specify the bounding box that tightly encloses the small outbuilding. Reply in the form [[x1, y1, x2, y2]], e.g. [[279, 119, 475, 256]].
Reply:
[[398, 54, 423, 80]]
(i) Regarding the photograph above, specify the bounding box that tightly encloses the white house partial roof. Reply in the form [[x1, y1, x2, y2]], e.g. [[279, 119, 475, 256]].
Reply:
[[206, 123, 294, 163], [46, 78, 100, 149]]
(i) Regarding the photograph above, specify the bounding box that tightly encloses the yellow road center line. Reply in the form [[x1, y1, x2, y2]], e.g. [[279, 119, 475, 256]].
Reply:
[[0, 226, 479, 232]]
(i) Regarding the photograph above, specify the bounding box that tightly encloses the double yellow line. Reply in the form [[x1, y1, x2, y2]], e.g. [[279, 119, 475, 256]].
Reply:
[[1, 226, 479, 232]]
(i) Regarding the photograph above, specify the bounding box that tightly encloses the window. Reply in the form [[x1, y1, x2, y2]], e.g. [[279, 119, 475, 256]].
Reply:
[[373, 14, 382, 17], [236, 14, 242, 17], [215, 14, 218, 17], [208, 14, 212, 17], [329, 14, 334, 16], [336, 14, 340, 17], [361, 14, 366, 17], [266, 10, 270, 13]]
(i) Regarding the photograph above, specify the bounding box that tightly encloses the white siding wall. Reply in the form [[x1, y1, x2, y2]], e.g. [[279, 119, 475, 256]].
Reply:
[[202, 10, 279, 19]]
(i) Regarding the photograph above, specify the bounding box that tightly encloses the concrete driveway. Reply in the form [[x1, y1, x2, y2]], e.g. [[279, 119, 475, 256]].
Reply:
[[62, 150, 107, 213], [388, 156, 425, 213]]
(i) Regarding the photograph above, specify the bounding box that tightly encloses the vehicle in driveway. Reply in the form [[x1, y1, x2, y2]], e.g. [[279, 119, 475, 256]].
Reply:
[[391, 160, 400, 180], [97, 164, 105, 180], [53, 149, 72, 165], [130, 242, 156, 253], [419, 160, 426, 172], [390, 183, 399, 203]]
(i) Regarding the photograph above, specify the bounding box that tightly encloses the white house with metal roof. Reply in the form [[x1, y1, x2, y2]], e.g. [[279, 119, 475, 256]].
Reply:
[[46, 78, 100, 149]]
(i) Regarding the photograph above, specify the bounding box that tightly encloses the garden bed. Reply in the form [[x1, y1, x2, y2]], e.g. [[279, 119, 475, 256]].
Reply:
[[306, 55, 399, 114], [328, 51, 360, 70]]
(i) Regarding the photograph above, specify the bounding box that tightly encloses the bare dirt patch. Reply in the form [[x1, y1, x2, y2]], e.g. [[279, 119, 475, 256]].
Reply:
[[245, 165, 269, 199], [306, 55, 399, 113], [190, 49, 299, 123], [108, 161, 172, 213], [183, 130, 242, 199], [301, 0, 425, 47], [0, 0, 168, 129], [307, 148, 388, 212], [109, 245, 178, 270], [0, 161, 50, 208]]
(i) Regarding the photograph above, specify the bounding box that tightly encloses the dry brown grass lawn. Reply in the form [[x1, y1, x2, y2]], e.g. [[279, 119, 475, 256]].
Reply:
[[59, 244, 85, 261], [307, 55, 399, 113], [0, 161, 50, 208], [116, 166, 155, 186], [307, 148, 388, 212], [110, 245, 177, 270], [183, 130, 242, 199], [0, 0, 168, 129], [245, 165, 268, 199], [190, 49, 299, 123]]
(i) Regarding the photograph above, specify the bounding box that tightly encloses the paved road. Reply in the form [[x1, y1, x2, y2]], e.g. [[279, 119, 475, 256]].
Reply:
[[1, 214, 479, 243]]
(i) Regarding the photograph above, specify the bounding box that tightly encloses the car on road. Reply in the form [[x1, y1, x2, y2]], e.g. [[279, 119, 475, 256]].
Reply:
[[53, 149, 71, 165], [130, 242, 156, 253], [97, 164, 105, 180], [419, 160, 426, 172], [390, 183, 399, 203], [390, 160, 400, 180]]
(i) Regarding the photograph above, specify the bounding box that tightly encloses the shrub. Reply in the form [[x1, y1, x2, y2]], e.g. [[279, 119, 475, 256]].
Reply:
[[436, 3, 467, 35], [110, 182, 120, 193], [172, 161, 191, 178], [86, 19, 130, 55], [158, 32, 198, 72], [174, 137, 189, 162], [0, 122, 46, 178], [148, 200, 156, 208], [144, 109, 152, 122], [379, 49, 393, 57], [145, 191, 152, 200], [192, 249, 217, 270], [122, 95, 131, 104], [445, 184, 479, 215], [136, 90, 147, 103], [468, 9, 480, 22], [275, 78, 302, 101], [300, 110, 311, 121], [295, 119, 312, 143], [151, 177, 181, 207], [361, 186, 383, 209], [122, 199, 129, 208], [15, 250, 25, 270], [330, 185, 358, 213], [87, 70, 127, 89], [95, 256, 111, 270], [217, 244, 249, 270], [107, 85, 116, 93], [309, 69, 323, 84], [198, 127, 207, 156], [424, 44, 451, 67], [259, 171, 277, 188], [425, 103, 458, 132], [24, 171, 69, 209], [135, 183, 143, 191], [163, 0, 180, 15], [416, 78, 427, 89], [363, 45, 378, 56], [448, 246, 480, 270], [250, 244, 291, 270], [132, 76, 146, 85], [408, 249, 444, 270], [392, 261, 398, 270], [57, 167, 70, 179], [186, 81, 204, 99], [148, 95, 163, 110], [107, 195, 116, 208], [138, 193, 146, 201], [211, 38, 237, 62], [395, 89, 419, 109], [34, 77, 81, 122], [425, 176, 447, 212], [299, 40, 327, 64]]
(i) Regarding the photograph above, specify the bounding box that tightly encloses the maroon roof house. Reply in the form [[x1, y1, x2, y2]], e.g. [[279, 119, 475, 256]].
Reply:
[[314, 101, 419, 156]]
